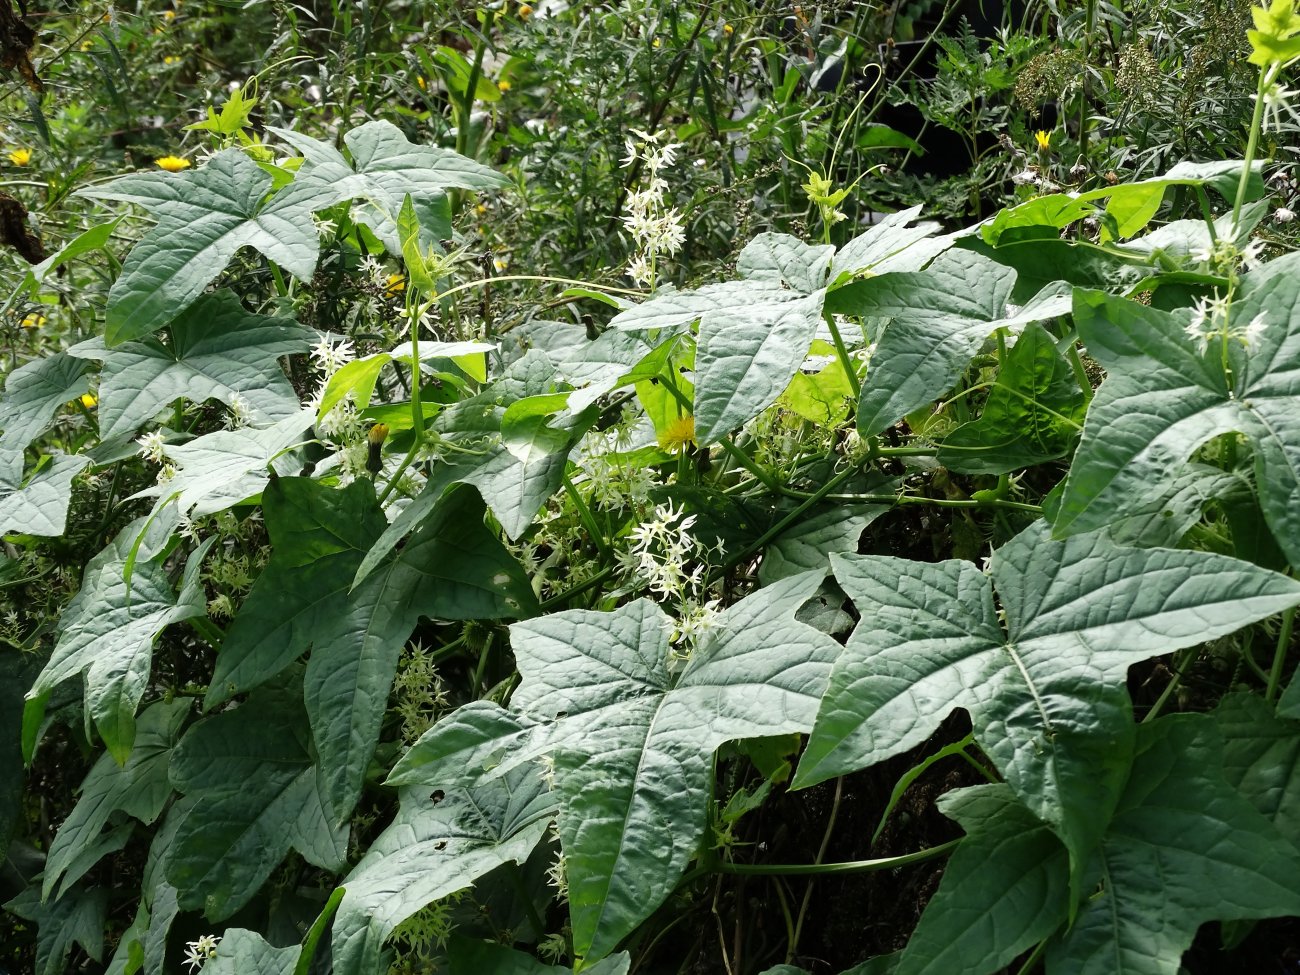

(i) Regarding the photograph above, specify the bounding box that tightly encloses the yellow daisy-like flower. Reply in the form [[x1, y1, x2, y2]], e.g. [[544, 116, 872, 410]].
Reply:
[[723, 23, 734, 35], [79, 393, 98, 409], [21, 313, 45, 329], [385, 273, 405, 295], [657, 414, 696, 454], [518, 3, 533, 17], [8, 148, 32, 166], [1034, 130, 1052, 151], [163, 55, 180, 65], [497, 79, 511, 92], [156, 155, 191, 172]]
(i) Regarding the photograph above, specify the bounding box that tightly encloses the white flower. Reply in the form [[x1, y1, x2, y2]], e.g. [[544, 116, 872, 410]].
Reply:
[[1240, 239, 1266, 271], [626, 253, 653, 286], [1241, 312, 1269, 350], [183, 934, 221, 972], [224, 392, 251, 429], [1011, 168, 1038, 186], [136, 429, 167, 464], [1275, 206, 1296, 223], [1257, 80, 1300, 133], [310, 335, 355, 376]]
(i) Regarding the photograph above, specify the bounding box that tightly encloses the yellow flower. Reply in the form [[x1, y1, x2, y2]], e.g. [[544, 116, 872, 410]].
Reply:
[[416, 75, 426, 90], [1034, 130, 1052, 151], [163, 9, 175, 19], [518, 3, 533, 17], [657, 415, 696, 454], [8, 148, 31, 166], [497, 79, 511, 92], [21, 313, 45, 329], [652, 36, 661, 48], [155, 155, 191, 172], [385, 273, 405, 295], [723, 23, 734, 35], [163, 55, 180, 65], [475, 203, 487, 215], [80, 40, 93, 51], [79, 393, 97, 409]]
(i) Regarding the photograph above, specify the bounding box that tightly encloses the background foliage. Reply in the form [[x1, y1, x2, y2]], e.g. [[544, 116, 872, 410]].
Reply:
[[3, 1, 1300, 974]]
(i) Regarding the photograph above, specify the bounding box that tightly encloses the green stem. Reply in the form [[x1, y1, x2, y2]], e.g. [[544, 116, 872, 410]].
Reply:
[[540, 566, 616, 610], [562, 472, 610, 561], [1232, 67, 1271, 234], [711, 462, 860, 580], [716, 838, 960, 877], [716, 436, 780, 492], [189, 616, 226, 650], [823, 312, 862, 400], [1013, 938, 1049, 975], [789, 776, 843, 962], [1066, 339, 1094, 408], [776, 488, 1042, 513], [1266, 605, 1296, 703], [1142, 647, 1196, 724]]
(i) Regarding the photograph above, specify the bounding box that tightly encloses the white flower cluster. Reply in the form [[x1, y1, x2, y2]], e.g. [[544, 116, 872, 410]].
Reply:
[[620, 128, 686, 288], [575, 419, 655, 508], [618, 501, 722, 656], [1183, 290, 1268, 353], [183, 934, 220, 972]]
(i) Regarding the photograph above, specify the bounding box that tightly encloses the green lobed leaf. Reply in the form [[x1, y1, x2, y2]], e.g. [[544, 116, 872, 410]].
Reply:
[[26, 523, 209, 764], [1214, 692, 1300, 851], [0, 352, 91, 452], [757, 504, 886, 585], [829, 204, 946, 283], [1046, 715, 1300, 975], [797, 522, 1300, 899], [77, 149, 333, 344], [202, 929, 301, 975], [168, 677, 347, 920], [3, 883, 107, 975], [826, 249, 1040, 438], [42, 698, 190, 900], [0, 450, 90, 538], [206, 476, 534, 824], [331, 766, 556, 975], [393, 571, 841, 962], [938, 321, 1086, 475], [896, 784, 1070, 975], [1054, 257, 1300, 564], [271, 121, 506, 253], [68, 290, 313, 440], [136, 409, 314, 517]]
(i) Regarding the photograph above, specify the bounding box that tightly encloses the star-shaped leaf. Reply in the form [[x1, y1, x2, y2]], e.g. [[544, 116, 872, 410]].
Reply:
[[390, 570, 840, 961], [167, 676, 347, 920], [205, 476, 535, 824], [609, 234, 832, 443], [0, 352, 91, 452], [135, 409, 314, 517], [937, 321, 1086, 475], [0, 450, 90, 537], [271, 121, 508, 252], [68, 290, 313, 440], [331, 766, 556, 975], [77, 149, 335, 344], [898, 715, 1300, 975], [1053, 260, 1300, 565], [42, 698, 190, 900], [26, 517, 210, 764], [825, 249, 1071, 437], [1046, 715, 1300, 975], [795, 522, 1300, 895]]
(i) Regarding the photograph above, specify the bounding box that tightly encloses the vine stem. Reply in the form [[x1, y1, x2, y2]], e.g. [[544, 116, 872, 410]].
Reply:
[[1266, 605, 1296, 703], [715, 838, 961, 877], [823, 312, 862, 400], [788, 776, 843, 964], [1232, 66, 1271, 235]]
